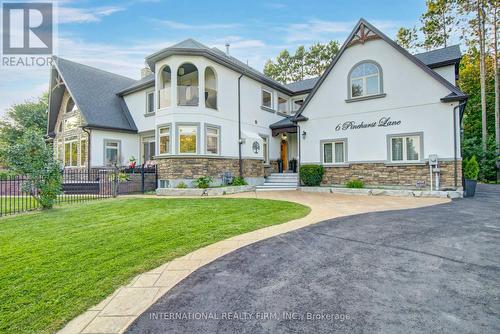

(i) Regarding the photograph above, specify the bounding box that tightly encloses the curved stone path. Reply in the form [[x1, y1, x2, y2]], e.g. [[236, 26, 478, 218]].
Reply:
[[58, 191, 447, 333]]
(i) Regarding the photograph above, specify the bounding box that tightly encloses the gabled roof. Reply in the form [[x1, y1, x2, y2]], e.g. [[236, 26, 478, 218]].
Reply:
[[119, 74, 154, 95], [48, 57, 138, 134], [294, 18, 467, 119], [142, 38, 294, 95], [284, 77, 320, 93], [414, 45, 462, 68]]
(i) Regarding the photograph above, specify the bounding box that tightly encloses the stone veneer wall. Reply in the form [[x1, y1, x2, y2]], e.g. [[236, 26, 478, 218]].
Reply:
[[320, 161, 461, 189], [157, 157, 264, 180]]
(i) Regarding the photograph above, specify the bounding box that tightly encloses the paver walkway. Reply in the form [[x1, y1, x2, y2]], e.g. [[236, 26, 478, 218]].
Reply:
[[58, 191, 447, 333]]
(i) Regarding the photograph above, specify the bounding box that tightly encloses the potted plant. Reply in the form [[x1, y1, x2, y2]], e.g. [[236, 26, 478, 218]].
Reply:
[[289, 158, 297, 173], [463, 155, 479, 197], [128, 156, 137, 170]]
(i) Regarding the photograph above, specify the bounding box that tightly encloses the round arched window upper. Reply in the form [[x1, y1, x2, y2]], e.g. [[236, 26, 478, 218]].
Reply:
[[349, 61, 382, 98]]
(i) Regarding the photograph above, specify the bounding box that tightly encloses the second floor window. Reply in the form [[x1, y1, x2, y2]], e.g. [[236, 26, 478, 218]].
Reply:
[[146, 92, 154, 113], [177, 63, 199, 106], [292, 98, 304, 113], [159, 66, 171, 109], [205, 67, 217, 109], [349, 61, 382, 98], [262, 89, 272, 109], [278, 96, 289, 114]]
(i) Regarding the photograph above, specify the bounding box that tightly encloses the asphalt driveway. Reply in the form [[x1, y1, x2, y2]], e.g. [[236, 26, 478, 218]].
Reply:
[[127, 184, 500, 334]]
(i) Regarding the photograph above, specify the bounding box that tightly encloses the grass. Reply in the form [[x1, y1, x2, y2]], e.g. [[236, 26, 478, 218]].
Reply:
[[0, 197, 310, 333], [0, 196, 38, 214]]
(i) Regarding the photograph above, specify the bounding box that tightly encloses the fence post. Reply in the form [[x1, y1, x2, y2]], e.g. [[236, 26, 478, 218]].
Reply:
[[141, 164, 145, 193]]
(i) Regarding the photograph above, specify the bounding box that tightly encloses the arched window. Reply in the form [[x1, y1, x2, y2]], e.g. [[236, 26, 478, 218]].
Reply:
[[204, 67, 217, 109], [177, 63, 199, 106], [66, 97, 77, 113], [348, 61, 382, 98], [159, 66, 171, 109]]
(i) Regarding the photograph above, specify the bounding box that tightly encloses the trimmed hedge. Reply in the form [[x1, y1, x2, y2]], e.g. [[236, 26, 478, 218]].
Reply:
[[299, 164, 324, 186], [346, 179, 364, 188]]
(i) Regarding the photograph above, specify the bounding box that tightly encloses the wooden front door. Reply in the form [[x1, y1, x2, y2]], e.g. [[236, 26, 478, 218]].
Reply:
[[281, 140, 288, 171]]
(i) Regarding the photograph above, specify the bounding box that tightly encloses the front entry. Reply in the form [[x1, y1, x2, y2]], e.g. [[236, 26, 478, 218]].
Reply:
[[281, 140, 288, 171]]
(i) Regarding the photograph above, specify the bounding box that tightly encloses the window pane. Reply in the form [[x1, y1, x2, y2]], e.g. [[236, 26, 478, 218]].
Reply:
[[80, 139, 87, 166], [278, 96, 288, 113], [262, 90, 272, 108], [406, 136, 419, 161], [207, 136, 218, 154], [363, 63, 378, 75], [351, 79, 363, 97], [292, 99, 303, 112], [261, 137, 268, 164], [351, 65, 364, 78], [159, 127, 169, 135], [159, 135, 169, 154], [334, 142, 344, 163], [71, 142, 78, 166], [391, 138, 403, 161], [366, 75, 379, 95], [64, 143, 70, 166], [207, 127, 218, 136], [179, 126, 197, 153], [147, 93, 154, 113], [323, 143, 333, 163], [106, 148, 118, 164]]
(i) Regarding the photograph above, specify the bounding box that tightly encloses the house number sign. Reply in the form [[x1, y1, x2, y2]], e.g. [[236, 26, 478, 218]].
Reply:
[[335, 117, 401, 131]]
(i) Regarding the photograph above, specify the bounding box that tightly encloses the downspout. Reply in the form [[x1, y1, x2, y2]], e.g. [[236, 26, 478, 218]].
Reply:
[[82, 127, 92, 178], [237, 73, 244, 178], [453, 100, 467, 189]]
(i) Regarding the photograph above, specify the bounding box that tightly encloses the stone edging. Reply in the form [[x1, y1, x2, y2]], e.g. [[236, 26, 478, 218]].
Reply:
[[156, 185, 255, 196], [300, 186, 463, 198]]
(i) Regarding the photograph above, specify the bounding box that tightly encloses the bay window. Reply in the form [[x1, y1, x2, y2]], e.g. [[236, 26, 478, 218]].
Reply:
[[158, 126, 170, 154], [206, 126, 220, 155], [178, 125, 197, 154]]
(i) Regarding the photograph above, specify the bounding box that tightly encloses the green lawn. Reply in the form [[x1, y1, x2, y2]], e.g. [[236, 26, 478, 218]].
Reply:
[[0, 196, 38, 215], [0, 197, 310, 333]]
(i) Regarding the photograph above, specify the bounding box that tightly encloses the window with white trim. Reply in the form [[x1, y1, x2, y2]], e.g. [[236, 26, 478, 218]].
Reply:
[[277, 96, 289, 114], [349, 62, 381, 98], [142, 136, 155, 162], [104, 140, 120, 166], [206, 126, 220, 155], [178, 125, 197, 154], [64, 136, 78, 167], [261, 136, 269, 164], [158, 126, 170, 154], [322, 141, 345, 164], [261, 89, 273, 109], [390, 135, 421, 162], [146, 92, 154, 114]]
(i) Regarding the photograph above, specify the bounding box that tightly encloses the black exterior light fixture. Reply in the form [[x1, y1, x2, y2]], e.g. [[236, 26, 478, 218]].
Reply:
[[302, 130, 307, 139]]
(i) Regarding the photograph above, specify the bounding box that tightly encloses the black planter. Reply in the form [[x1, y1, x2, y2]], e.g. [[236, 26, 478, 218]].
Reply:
[[277, 160, 283, 173], [464, 179, 477, 197], [289, 160, 297, 173]]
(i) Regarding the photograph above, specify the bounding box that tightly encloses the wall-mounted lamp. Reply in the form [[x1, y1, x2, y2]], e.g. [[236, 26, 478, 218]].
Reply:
[[302, 130, 307, 139]]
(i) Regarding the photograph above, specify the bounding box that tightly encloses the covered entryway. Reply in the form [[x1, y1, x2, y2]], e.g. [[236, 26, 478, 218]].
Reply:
[[270, 117, 299, 174]]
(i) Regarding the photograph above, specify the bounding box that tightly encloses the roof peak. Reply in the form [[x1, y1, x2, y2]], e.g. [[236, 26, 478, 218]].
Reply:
[[52, 56, 136, 82]]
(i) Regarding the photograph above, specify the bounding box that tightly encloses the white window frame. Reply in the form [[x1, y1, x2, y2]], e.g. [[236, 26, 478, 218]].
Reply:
[[80, 137, 87, 167], [261, 89, 273, 109], [146, 91, 155, 114], [103, 140, 120, 166], [64, 136, 79, 167], [277, 95, 289, 114], [260, 135, 269, 165], [348, 61, 383, 99], [205, 125, 220, 155], [141, 135, 156, 162], [158, 126, 171, 155], [177, 124, 199, 155], [321, 139, 347, 165], [388, 133, 423, 163]]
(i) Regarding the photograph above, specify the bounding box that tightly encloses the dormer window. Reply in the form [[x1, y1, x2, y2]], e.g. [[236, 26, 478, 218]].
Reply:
[[348, 61, 383, 99]]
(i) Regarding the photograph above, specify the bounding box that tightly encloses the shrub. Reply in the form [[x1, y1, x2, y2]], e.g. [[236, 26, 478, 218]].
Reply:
[[176, 182, 187, 188], [231, 176, 247, 186], [463, 155, 479, 180], [346, 179, 364, 188], [194, 176, 213, 189], [299, 164, 324, 186]]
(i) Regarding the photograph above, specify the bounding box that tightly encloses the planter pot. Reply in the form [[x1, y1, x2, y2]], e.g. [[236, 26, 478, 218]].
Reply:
[[277, 161, 283, 173], [464, 179, 477, 197]]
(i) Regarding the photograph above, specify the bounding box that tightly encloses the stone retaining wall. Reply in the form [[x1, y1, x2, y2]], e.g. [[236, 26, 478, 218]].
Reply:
[[320, 161, 460, 189], [157, 157, 264, 180]]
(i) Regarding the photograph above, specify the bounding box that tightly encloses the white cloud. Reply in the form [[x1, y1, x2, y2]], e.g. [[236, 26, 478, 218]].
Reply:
[[57, 5, 125, 24], [152, 19, 241, 30]]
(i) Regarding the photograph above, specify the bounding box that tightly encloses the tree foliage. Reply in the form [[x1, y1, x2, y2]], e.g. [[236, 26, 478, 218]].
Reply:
[[264, 41, 339, 83], [421, 0, 457, 49], [395, 27, 420, 52], [4, 130, 62, 209], [0, 93, 48, 164]]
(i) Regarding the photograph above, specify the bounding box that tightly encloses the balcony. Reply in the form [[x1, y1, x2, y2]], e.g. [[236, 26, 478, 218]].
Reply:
[[177, 85, 199, 106], [158, 87, 171, 109]]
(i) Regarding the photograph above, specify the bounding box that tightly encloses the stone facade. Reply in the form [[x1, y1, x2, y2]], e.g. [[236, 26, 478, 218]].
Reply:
[[157, 157, 265, 180], [320, 160, 461, 190]]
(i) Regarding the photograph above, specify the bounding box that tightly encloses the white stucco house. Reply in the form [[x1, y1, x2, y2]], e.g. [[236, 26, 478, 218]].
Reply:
[[47, 19, 467, 190]]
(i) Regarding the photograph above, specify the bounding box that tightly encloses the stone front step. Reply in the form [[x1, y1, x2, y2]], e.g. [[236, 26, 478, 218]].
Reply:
[[256, 186, 298, 191]]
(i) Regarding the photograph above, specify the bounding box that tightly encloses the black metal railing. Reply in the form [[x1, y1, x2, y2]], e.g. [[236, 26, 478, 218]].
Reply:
[[0, 165, 157, 217]]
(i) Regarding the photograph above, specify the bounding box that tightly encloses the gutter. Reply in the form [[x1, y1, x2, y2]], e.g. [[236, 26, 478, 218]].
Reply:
[[237, 73, 244, 177], [453, 100, 468, 189], [82, 127, 92, 178]]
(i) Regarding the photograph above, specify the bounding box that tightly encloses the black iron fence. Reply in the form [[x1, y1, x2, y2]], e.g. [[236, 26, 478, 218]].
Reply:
[[0, 165, 157, 217]]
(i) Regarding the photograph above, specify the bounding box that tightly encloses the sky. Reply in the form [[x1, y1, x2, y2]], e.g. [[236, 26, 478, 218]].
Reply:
[[0, 0, 430, 117]]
